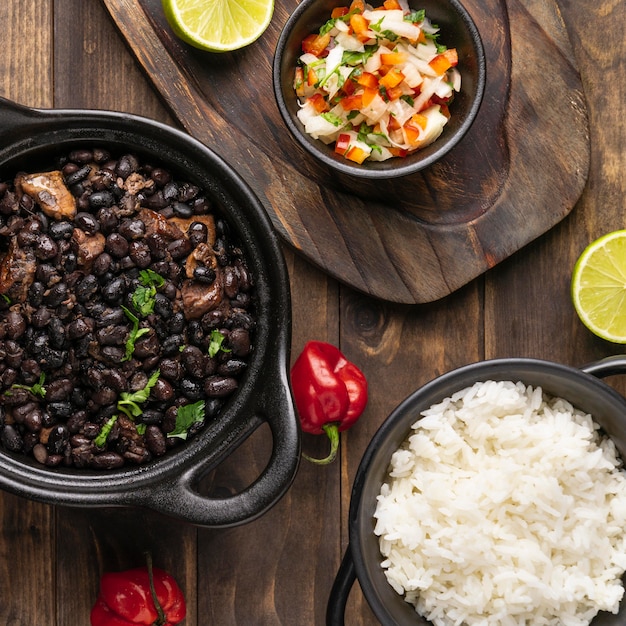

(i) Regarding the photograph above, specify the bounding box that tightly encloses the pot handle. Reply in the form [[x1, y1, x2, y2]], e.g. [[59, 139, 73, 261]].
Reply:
[[143, 362, 300, 527], [326, 547, 357, 626], [580, 354, 626, 378], [0, 96, 50, 136]]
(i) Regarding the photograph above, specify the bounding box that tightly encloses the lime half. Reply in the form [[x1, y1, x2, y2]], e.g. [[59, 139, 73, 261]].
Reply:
[[163, 0, 274, 52], [571, 230, 626, 343]]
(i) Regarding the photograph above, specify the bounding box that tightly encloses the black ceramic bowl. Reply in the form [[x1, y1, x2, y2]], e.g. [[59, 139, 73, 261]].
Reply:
[[0, 96, 300, 528], [273, 0, 486, 180], [327, 356, 626, 625]]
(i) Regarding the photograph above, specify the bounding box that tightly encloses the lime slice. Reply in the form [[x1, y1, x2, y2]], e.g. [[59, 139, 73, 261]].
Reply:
[[571, 230, 626, 343], [162, 0, 274, 52]]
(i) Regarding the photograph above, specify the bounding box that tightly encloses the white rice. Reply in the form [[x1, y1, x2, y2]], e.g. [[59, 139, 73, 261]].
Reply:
[[373, 380, 626, 626]]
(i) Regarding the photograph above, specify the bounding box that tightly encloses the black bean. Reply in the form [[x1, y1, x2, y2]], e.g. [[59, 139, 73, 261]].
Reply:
[[167, 312, 185, 334], [153, 293, 173, 319], [128, 240, 151, 268], [44, 282, 68, 307], [118, 219, 145, 240], [133, 333, 160, 359], [181, 346, 206, 378], [48, 402, 72, 420], [158, 358, 181, 382], [91, 451, 124, 469], [66, 317, 92, 340], [34, 234, 59, 260], [217, 358, 247, 376], [97, 206, 119, 233], [33, 443, 48, 464], [161, 334, 184, 356], [150, 168, 171, 187], [64, 164, 92, 186], [96, 325, 127, 346], [5, 311, 26, 339], [24, 408, 43, 433], [88, 191, 116, 210], [1, 425, 23, 452], [46, 378, 74, 401], [193, 266, 216, 284], [12, 402, 38, 424], [167, 238, 192, 260], [96, 307, 125, 327], [75, 274, 100, 302], [48, 317, 66, 349], [178, 182, 199, 202], [101, 277, 127, 304], [144, 425, 167, 457], [228, 328, 251, 357], [188, 221, 208, 247], [172, 201, 193, 218], [204, 376, 238, 397], [179, 378, 203, 400], [28, 281, 45, 307], [115, 154, 139, 179], [74, 212, 100, 234], [106, 233, 129, 258], [68, 149, 93, 164], [92, 252, 113, 276]]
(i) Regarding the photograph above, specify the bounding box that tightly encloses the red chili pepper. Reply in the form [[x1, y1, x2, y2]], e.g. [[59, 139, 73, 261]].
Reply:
[[90, 554, 186, 626], [290, 341, 368, 465]]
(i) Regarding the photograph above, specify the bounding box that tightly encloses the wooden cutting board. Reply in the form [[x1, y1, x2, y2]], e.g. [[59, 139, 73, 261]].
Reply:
[[102, 0, 589, 304]]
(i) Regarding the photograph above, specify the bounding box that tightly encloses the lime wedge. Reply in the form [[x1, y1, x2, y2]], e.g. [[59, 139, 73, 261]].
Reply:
[[571, 230, 626, 343], [162, 0, 274, 52]]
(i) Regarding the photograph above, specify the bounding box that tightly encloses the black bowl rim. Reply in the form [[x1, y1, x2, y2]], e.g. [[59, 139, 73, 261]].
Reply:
[[272, 0, 487, 180]]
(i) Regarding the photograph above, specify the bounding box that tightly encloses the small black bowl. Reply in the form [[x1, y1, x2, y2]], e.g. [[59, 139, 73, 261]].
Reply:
[[273, 0, 486, 179], [328, 356, 626, 624]]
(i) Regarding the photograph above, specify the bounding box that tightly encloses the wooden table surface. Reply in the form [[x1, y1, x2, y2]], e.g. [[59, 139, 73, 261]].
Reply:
[[1, 1, 626, 625]]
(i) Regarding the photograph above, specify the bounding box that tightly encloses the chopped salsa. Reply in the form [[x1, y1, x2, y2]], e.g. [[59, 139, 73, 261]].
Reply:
[[293, 0, 461, 164]]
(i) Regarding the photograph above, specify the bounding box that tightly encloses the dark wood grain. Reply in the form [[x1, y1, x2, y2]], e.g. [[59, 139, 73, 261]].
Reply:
[[2, 0, 626, 624], [102, 0, 589, 305]]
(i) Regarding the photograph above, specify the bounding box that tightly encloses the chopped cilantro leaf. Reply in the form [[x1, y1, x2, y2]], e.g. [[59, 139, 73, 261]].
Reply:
[[167, 400, 205, 440]]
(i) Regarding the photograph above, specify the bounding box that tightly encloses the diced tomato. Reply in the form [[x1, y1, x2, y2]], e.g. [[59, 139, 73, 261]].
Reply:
[[428, 48, 458, 75], [379, 68, 404, 89], [340, 94, 364, 111], [349, 0, 365, 13], [361, 88, 378, 107], [388, 147, 409, 158], [307, 68, 318, 86], [387, 115, 401, 131], [383, 0, 402, 8], [345, 145, 369, 164], [403, 113, 428, 145], [302, 32, 331, 57], [380, 52, 407, 66], [341, 79, 357, 97], [350, 13, 369, 36], [357, 72, 378, 89], [307, 93, 329, 113], [331, 6, 349, 18], [335, 133, 352, 155], [385, 85, 404, 101]]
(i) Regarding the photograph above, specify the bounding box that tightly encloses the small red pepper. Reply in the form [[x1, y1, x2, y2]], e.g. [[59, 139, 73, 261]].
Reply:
[[290, 341, 368, 465], [90, 554, 186, 626]]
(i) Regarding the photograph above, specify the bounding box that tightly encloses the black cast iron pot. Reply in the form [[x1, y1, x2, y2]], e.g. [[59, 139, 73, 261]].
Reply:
[[0, 96, 300, 528], [328, 356, 626, 625]]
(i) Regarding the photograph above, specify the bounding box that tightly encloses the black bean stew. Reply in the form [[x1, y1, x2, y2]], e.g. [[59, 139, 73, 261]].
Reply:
[[0, 148, 256, 470]]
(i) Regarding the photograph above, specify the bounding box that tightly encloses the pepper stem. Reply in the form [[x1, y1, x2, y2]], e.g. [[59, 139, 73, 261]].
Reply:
[[145, 551, 167, 626], [302, 423, 340, 465]]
